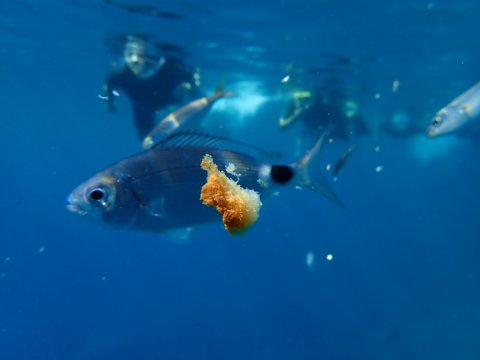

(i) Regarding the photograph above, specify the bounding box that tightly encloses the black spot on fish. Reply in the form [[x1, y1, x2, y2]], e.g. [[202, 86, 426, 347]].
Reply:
[[271, 165, 294, 184]]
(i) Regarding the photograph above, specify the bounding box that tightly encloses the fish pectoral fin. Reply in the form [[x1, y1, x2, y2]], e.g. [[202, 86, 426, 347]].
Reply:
[[142, 197, 166, 218], [163, 227, 195, 244]]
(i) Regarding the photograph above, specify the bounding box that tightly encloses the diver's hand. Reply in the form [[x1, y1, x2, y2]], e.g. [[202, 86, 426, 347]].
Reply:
[[102, 84, 117, 112]]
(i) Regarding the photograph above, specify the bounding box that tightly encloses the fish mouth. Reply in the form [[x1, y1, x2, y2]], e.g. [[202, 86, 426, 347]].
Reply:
[[66, 195, 88, 216], [66, 203, 87, 216], [426, 129, 437, 138]]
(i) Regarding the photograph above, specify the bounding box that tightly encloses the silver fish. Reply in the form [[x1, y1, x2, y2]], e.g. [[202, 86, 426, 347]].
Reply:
[[143, 86, 231, 149], [427, 81, 480, 137], [67, 131, 341, 237], [332, 144, 356, 177]]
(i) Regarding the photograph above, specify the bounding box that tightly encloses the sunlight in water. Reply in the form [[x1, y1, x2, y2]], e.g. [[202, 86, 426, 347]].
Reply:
[[211, 81, 268, 121]]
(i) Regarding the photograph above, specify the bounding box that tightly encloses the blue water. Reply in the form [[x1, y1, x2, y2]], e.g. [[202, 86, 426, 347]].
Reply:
[[1, 1, 480, 359]]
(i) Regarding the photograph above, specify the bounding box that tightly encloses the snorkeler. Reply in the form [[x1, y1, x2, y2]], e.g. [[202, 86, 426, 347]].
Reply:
[[279, 86, 370, 141], [103, 35, 201, 139]]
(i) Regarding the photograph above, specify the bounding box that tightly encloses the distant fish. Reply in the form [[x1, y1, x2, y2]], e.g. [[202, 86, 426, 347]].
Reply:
[[155, 42, 185, 56], [332, 144, 356, 177], [306, 66, 351, 76], [67, 131, 342, 240], [104, 0, 182, 20], [427, 81, 480, 137], [142, 86, 232, 149]]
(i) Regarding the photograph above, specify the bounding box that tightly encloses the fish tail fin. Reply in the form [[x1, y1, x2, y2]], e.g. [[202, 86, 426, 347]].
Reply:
[[293, 131, 345, 208], [211, 81, 235, 101]]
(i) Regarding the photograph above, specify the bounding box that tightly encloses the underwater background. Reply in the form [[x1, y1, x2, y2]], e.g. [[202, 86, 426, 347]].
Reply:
[[1, 0, 480, 359]]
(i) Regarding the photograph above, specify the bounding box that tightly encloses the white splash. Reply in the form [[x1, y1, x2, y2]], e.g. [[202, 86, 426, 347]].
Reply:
[[211, 81, 268, 120]]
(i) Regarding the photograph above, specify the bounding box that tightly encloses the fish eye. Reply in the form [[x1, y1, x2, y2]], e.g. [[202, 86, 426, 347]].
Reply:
[[88, 188, 105, 202], [432, 117, 442, 126]]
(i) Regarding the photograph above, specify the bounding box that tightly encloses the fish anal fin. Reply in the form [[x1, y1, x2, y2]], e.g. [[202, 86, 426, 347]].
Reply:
[[163, 227, 195, 244]]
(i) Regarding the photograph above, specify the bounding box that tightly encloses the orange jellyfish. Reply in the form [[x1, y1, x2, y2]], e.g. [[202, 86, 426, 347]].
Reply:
[[200, 154, 262, 235]]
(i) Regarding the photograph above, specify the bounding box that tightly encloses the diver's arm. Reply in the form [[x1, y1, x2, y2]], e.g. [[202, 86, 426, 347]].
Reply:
[[103, 82, 117, 112], [103, 71, 126, 112], [103, 76, 117, 112]]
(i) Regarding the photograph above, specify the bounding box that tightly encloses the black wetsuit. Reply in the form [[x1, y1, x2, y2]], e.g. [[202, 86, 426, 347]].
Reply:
[[105, 57, 196, 139], [302, 95, 369, 141]]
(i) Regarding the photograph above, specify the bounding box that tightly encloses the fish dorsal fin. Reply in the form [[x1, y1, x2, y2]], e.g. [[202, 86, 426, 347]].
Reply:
[[152, 130, 226, 149], [151, 130, 282, 160]]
